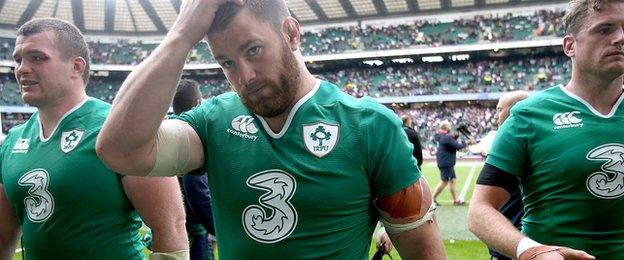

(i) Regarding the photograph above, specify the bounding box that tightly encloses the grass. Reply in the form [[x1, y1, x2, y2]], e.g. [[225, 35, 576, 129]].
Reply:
[[363, 161, 490, 259], [14, 161, 489, 260]]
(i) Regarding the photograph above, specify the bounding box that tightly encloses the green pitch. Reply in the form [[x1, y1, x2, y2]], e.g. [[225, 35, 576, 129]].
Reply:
[[13, 161, 490, 259]]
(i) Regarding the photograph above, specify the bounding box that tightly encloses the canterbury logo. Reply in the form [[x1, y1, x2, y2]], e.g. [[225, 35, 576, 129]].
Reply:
[[227, 115, 259, 141], [553, 111, 583, 129]]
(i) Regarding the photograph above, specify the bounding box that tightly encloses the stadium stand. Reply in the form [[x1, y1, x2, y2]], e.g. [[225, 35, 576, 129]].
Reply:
[[0, 9, 564, 65]]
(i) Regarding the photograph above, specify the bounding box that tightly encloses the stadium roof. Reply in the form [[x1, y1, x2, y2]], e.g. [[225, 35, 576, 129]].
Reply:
[[0, 0, 565, 36]]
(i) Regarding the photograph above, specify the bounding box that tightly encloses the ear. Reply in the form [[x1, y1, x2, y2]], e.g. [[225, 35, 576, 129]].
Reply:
[[72, 56, 87, 81], [563, 35, 575, 58], [282, 18, 301, 51]]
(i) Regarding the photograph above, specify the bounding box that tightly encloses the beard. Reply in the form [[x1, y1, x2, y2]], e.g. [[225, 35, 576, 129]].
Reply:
[[239, 42, 300, 118]]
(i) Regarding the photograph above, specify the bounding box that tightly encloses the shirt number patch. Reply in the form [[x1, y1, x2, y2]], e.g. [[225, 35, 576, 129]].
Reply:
[[242, 170, 298, 243]]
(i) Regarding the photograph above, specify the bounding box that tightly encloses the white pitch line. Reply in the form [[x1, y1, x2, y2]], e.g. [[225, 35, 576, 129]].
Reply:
[[459, 161, 478, 202], [15, 248, 23, 253]]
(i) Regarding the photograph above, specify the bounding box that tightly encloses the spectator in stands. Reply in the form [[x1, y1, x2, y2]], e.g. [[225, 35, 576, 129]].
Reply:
[[0, 18, 188, 259], [172, 79, 217, 260], [432, 120, 471, 206], [401, 115, 423, 167], [96, 0, 445, 259], [486, 90, 529, 260], [469, 0, 624, 258]]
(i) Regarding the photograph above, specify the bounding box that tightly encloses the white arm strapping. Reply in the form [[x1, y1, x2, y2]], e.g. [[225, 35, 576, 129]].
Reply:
[[516, 237, 543, 259], [379, 200, 437, 234], [150, 249, 190, 260], [147, 120, 191, 177]]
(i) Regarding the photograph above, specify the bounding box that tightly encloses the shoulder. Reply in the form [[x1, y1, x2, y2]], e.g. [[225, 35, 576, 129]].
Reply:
[[196, 92, 241, 112], [77, 98, 112, 128], [179, 92, 245, 125], [6, 114, 37, 137], [510, 85, 564, 115], [313, 81, 401, 124]]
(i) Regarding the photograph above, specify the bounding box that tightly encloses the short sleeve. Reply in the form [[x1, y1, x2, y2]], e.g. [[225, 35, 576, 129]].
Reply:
[[177, 99, 218, 155], [486, 106, 532, 177], [364, 104, 420, 198]]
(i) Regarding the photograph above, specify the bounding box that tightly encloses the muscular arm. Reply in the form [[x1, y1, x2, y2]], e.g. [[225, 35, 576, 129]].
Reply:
[[0, 185, 20, 259], [378, 178, 446, 259], [468, 184, 521, 258], [96, 0, 242, 176], [122, 176, 188, 252]]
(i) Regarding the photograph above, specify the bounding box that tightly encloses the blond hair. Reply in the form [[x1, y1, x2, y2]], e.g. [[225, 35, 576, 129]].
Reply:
[[563, 0, 624, 35], [439, 121, 451, 131]]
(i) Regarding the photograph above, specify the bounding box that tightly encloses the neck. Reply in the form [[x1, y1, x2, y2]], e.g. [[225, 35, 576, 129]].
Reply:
[[566, 72, 624, 115], [38, 90, 88, 138], [263, 71, 318, 133]]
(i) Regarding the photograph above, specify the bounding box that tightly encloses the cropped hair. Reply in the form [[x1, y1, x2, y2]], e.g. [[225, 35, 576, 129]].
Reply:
[[173, 79, 202, 115], [17, 18, 90, 84], [209, 0, 291, 34], [563, 0, 624, 35]]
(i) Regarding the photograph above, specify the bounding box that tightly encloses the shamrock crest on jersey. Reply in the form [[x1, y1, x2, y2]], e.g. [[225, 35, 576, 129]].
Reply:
[[303, 122, 339, 158], [60, 129, 85, 153]]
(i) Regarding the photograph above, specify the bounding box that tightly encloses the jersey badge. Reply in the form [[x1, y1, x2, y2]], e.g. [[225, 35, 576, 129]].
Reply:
[[12, 138, 30, 153], [60, 129, 85, 153], [303, 122, 339, 158], [228, 115, 259, 141], [553, 111, 583, 130]]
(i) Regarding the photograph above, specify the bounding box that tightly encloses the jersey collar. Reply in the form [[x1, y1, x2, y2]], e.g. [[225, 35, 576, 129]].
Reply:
[[559, 85, 624, 118], [38, 97, 91, 142], [256, 80, 321, 139]]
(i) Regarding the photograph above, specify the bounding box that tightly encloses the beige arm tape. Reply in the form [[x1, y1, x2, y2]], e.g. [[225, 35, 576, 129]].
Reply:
[[147, 119, 191, 177], [379, 201, 437, 234], [150, 249, 190, 260]]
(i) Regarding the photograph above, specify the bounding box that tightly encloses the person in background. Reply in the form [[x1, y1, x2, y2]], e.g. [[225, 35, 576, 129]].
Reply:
[[401, 115, 423, 167], [487, 90, 529, 260], [173, 79, 217, 260], [432, 121, 472, 206], [0, 18, 188, 259], [469, 0, 624, 258], [96, 0, 446, 258]]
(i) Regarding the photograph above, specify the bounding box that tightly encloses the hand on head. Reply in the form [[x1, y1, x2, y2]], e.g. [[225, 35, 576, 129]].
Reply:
[[169, 0, 245, 47]]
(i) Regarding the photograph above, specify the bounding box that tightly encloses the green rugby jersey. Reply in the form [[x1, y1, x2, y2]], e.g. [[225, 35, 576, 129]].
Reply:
[[487, 85, 624, 258], [0, 98, 144, 260], [179, 80, 420, 259]]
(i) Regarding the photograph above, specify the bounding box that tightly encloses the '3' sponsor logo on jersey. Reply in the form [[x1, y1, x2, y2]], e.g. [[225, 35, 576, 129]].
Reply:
[[586, 144, 624, 199], [242, 170, 298, 243], [18, 169, 55, 222]]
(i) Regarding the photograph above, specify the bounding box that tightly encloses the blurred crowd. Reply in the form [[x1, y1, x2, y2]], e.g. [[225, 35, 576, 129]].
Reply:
[[1, 105, 494, 155], [397, 106, 495, 156], [0, 8, 566, 155], [0, 54, 570, 106]]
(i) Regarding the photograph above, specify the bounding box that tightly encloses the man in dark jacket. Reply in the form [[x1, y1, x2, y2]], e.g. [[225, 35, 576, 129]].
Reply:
[[401, 115, 423, 167], [432, 121, 471, 206]]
